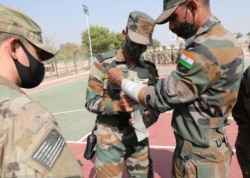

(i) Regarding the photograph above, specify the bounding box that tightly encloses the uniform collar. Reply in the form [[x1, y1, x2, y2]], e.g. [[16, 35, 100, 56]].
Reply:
[[186, 16, 220, 47], [114, 48, 126, 63]]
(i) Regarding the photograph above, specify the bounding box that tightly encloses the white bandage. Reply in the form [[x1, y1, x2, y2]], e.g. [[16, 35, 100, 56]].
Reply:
[[121, 79, 145, 102]]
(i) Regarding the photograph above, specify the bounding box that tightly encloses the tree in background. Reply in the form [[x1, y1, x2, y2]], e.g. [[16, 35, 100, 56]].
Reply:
[[234, 32, 243, 41], [81, 25, 123, 55], [57, 43, 80, 61]]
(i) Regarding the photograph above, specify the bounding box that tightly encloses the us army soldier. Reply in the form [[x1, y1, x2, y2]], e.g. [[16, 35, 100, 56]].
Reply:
[[0, 5, 83, 177]]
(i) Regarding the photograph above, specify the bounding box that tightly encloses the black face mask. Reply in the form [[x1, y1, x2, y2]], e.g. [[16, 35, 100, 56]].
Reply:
[[124, 41, 147, 59], [14, 42, 45, 88], [171, 7, 195, 39]]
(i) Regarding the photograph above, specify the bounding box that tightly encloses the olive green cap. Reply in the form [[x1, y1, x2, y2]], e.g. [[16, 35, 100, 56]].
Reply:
[[156, 0, 186, 24], [126, 11, 155, 46]]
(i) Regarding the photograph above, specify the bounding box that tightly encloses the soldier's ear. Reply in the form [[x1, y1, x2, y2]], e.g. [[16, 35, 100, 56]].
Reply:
[[8, 38, 20, 60], [187, 0, 197, 16]]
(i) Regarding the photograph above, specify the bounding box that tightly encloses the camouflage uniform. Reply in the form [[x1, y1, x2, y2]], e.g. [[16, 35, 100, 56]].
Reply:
[[0, 5, 83, 178], [150, 50, 155, 64], [156, 51, 163, 64], [145, 16, 244, 177], [232, 66, 250, 178], [0, 76, 83, 178], [171, 48, 179, 64], [85, 11, 159, 178], [165, 48, 172, 65], [85, 47, 159, 178]]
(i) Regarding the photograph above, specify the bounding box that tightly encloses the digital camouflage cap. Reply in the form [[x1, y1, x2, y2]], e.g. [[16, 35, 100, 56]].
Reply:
[[156, 0, 187, 24], [0, 4, 54, 61], [127, 11, 155, 46]]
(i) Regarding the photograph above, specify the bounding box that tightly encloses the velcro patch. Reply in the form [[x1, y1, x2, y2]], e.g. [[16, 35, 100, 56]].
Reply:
[[32, 128, 66, 170]]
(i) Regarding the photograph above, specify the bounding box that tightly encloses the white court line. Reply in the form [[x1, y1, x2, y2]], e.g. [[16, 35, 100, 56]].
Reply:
[[53, 109, 86, 115], [66, 141, 176, 150]]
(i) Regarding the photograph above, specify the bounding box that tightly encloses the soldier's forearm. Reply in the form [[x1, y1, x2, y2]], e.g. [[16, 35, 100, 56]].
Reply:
[[121, 79, 147, 105]]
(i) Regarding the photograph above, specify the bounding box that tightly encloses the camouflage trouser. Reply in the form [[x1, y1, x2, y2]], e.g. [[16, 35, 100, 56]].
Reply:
[[235, 128, 250, 178], [165, 56, 172, 65], [95, 123, 153, 178], [172, 134, 233, 178]]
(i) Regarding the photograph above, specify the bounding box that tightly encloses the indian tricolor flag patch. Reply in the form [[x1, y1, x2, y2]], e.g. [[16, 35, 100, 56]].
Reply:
[[179, 50, 196, 69]]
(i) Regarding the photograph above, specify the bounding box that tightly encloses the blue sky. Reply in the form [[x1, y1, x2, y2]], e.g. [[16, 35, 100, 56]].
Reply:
[[1, 0, 250, 48]]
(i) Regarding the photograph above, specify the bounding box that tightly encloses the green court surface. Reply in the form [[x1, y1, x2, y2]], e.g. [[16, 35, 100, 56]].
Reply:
[[27, 57, 250, 142], [28, 75, 96, 141]]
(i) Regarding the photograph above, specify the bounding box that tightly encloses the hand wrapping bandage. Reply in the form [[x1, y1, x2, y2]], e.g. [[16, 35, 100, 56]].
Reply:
[[121, 79, 145, 103]]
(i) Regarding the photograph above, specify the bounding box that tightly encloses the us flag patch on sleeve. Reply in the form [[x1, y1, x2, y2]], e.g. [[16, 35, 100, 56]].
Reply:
[[32, 128, 66, 170]]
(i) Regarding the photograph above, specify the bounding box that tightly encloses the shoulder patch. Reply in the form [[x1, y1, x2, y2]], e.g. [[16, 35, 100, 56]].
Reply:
[[32, 128, 65, 170], [179, 50, 196, 69], [96, 50, 116, 63]]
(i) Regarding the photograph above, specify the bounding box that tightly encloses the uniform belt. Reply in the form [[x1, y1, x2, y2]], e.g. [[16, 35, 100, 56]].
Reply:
[[97, 115, 129, 130], [175, 132, 228, 152], [174, 133, 233, 162]]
